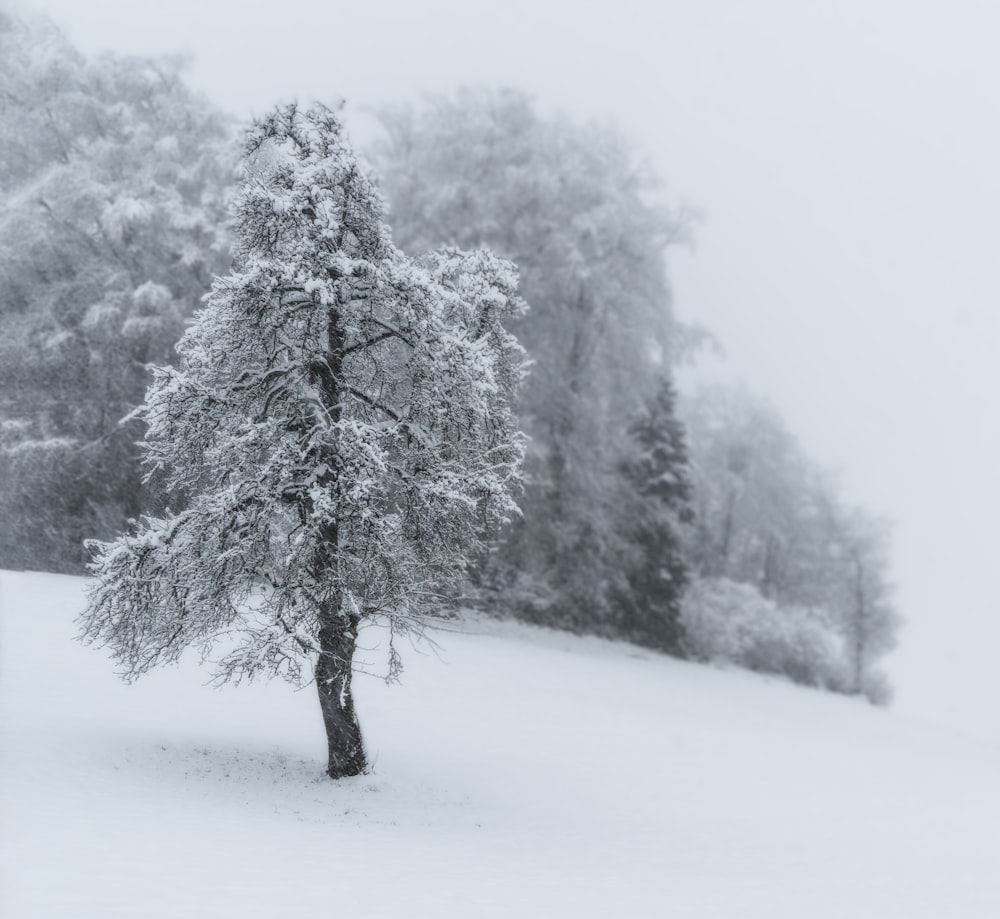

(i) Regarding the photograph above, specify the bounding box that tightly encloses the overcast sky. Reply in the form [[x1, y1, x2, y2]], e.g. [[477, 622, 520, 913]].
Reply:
[[27, 0, 1000, 740]]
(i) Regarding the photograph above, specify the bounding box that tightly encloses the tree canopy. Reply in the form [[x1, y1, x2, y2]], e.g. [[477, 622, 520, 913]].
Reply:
[[0, 12, 234, 571], [372, 88, 691, 636], [80, 103, 527, 776], [680, 384, 899, 701]]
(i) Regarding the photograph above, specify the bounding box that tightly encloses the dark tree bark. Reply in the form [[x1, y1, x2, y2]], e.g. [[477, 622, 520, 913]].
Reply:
[[309, 288, 367, 778], [315, 614, 366, 778]]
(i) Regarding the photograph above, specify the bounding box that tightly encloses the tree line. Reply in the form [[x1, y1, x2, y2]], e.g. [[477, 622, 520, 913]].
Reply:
[[1, 13, 898, 710]]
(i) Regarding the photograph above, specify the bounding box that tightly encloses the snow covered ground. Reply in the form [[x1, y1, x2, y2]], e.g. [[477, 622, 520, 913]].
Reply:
[[2, 570, 997, 918]]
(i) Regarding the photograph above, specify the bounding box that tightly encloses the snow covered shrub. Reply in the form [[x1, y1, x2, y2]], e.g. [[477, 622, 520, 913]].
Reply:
[[679, 577, 851, 691], [859, 670, 894, 707]]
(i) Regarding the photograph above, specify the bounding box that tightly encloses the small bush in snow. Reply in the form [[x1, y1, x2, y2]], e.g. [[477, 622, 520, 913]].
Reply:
[[859, 670, 894, 707], [680, 577, 851, 692]]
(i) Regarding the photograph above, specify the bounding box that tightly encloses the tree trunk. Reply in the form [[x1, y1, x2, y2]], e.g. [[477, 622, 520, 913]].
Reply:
[[315, 615, 366, 779], [311, 295, 366, 778]]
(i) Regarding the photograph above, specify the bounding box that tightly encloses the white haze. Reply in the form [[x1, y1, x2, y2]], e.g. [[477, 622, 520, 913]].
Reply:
[[30, 0, 1000, 741]]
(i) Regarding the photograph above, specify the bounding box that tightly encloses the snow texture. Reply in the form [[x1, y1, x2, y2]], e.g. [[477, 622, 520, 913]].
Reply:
[[2, 570, 998, 918]]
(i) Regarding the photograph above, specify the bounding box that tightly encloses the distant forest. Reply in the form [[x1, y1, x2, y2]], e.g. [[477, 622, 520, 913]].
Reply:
[[0, 12, 898, 702]]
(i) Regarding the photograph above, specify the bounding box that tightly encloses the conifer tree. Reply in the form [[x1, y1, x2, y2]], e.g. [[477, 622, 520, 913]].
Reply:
[[617, 376, 694, 652], [80, 104, 526, 778]]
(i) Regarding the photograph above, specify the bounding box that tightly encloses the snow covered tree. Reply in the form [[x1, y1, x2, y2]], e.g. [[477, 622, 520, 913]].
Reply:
[[79, 103, 526, 778], [372, 89, 688, 634], [680, 383, 900, 702], [615, 375, 694, 653], [0, 12, 234, 572], [682, 384, 826, 598], [819, 506, 899, 703]]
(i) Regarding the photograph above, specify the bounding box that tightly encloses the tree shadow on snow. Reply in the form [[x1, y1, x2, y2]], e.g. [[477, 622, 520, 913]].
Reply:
[[100, 737, 385, 822]]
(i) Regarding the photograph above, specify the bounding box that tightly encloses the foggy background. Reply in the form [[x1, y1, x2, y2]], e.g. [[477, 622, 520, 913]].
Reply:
[[26, 0, 1000, 738]]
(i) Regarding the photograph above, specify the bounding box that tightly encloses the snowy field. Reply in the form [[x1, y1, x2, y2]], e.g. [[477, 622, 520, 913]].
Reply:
[[2, 570, 998, 918]]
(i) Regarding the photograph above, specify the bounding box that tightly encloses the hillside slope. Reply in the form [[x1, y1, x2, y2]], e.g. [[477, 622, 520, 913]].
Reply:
[[1, 570, 997, 918]]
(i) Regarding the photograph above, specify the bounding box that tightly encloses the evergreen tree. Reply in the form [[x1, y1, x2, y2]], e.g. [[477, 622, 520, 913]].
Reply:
[[80, 104, 526, 778], [616, 376, 694, 652]]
